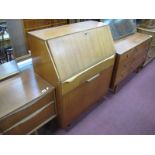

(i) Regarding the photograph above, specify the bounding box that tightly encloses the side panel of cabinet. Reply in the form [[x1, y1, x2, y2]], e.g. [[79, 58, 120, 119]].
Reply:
[[28, 35, 59, 87]]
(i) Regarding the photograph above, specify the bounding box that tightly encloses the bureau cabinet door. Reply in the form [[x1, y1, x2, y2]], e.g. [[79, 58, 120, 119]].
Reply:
[[47, 26, 115, 82], [60, 66, 113, 128]]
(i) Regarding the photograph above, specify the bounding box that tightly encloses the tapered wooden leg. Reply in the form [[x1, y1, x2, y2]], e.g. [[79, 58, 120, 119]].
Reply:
[[113, 85, 118, 94]]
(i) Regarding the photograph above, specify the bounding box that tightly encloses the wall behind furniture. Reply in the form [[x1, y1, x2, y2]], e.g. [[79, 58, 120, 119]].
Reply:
[[6, 19, 28, 58]]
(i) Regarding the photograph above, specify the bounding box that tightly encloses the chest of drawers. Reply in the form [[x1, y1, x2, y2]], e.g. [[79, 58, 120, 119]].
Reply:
[[0, 68, 56, 135], [137, 27, 155, 64], [110, 33, 152, 93], [28, 21, 116, 128]]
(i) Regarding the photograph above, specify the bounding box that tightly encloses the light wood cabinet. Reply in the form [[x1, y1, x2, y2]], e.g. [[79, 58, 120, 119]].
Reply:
[[110, 33, 152, 93], [28, 21, 116, 128]]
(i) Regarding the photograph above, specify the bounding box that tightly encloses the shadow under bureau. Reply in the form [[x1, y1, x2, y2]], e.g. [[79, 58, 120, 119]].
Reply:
[[0, 68, 56, 135], [28, 21, 116, 128]]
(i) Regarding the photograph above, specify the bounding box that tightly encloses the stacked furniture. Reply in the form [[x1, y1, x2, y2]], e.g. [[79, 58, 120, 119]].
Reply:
[[137, 27, 155, 64], [28, 21, 116, 128], [0, 68, 56, 134]]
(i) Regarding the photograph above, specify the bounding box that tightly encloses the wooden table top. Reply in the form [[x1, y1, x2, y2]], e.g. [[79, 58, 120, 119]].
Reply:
[[28, 21, 106, 40], [0, 60, 19, 81], [0, 67, 54, 120], [114, 32, 152, 55], [138, 27, 155, 32]]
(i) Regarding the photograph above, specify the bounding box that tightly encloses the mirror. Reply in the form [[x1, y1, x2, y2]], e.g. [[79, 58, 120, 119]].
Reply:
[[101, 19, 137, 40], [0, 20, 19, 80]]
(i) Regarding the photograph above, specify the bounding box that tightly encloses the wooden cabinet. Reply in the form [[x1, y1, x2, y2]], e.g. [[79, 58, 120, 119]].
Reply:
[[137, 27, 155, 64], [110, 33, 152, 92], [28, 21, 116, 128], [0, 68, 56, 135]]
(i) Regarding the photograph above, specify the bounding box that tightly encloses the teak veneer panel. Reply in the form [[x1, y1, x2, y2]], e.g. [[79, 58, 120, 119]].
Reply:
[[59, 65, 113, 127], [28, 35, 59, 86], [48, 26, 115, 81]]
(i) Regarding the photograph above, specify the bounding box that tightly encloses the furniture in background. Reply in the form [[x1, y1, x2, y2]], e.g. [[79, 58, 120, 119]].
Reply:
[[101, 19, 152, 93], [110, 33, 152, 93], [28, 21, 116, 128], [0, 67, 56, 135], [6, 19, 29, 58], [138, 19, 155, 29], [137, 27, 155, 65], [23, 19, 68, 50], [0, 21, 14, 63], [101, 19, 137, 40]]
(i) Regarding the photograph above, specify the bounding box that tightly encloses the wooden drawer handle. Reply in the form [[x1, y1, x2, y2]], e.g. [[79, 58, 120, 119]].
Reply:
[[63, 54, 115, 84], [86, 73, 100, 82]]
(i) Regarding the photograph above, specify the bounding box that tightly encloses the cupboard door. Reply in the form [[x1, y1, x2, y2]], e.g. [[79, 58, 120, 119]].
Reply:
[[60, 66, 113, 128]]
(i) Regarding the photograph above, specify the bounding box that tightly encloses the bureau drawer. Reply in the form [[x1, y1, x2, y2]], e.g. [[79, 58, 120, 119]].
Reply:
[[3, 102, 56, 135], [60, 65, 113, 128], [0, 92, 54, 133]]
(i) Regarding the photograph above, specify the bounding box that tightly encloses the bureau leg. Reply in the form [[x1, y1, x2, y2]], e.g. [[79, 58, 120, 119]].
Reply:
[[113, 85, 118, 94], [136, 65, 143, 73], [136, 67, 140, 73]]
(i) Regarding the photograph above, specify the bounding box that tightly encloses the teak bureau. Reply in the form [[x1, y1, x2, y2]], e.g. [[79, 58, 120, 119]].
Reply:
[[28, 21, 116, 128]]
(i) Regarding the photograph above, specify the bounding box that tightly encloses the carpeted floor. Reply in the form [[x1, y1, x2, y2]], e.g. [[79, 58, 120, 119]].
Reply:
[[42, 59, 155, 135]]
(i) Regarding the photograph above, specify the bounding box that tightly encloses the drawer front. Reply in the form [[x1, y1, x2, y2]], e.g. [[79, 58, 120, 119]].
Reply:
[[60, 65, 113, 128], [0, 92, 54, 133], [119, 48, 135, 62], [3, 103, 56, 135], [61, 55, 115, 95], [136, 39, 151, 52]]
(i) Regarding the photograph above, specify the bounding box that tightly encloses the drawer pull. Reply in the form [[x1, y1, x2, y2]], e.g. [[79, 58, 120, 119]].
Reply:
[[86, 73, 100, 82], [63, 54, 115, 84]]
